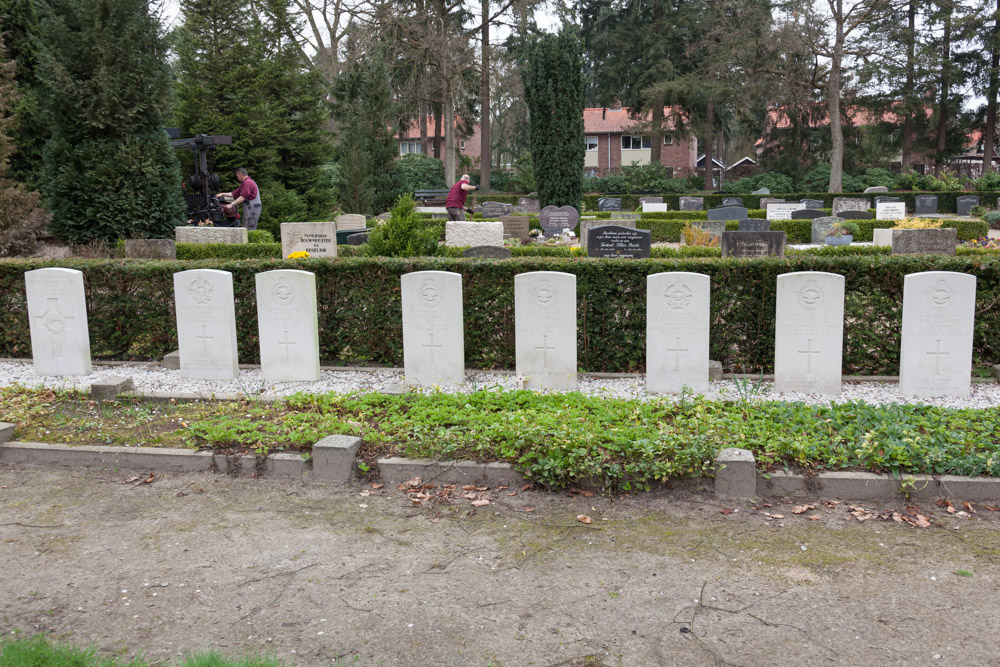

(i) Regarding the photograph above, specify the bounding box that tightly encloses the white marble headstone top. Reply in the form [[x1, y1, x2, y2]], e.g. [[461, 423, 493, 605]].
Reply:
[[401, 271, 464, 387], [876, 202, 906, 220], [255, 269, 320, 382], [173, 269, 240, 380], [515, 271, 577, 390], [774, 271, 845, 395], [646, 272, 710, 394], [24, 268, 92, 376]]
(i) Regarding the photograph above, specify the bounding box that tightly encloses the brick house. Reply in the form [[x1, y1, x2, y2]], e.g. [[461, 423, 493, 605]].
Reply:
[[583, 107, 698, 177], [396, 116, 481, 160]]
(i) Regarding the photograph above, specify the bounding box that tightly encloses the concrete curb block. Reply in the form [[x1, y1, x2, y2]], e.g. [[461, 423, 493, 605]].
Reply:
[[0, 422, 14, 444], [377, 457, 526, 487]]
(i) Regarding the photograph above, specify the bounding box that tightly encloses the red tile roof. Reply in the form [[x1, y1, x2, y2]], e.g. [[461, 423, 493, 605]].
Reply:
[[582, 107, 683, 134]]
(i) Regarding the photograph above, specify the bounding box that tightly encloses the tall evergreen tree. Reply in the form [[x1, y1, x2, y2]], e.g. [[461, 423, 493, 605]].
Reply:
[[39, 0, 184, 242], [522, 28, 584, 210], [0, 0, 47, 186]]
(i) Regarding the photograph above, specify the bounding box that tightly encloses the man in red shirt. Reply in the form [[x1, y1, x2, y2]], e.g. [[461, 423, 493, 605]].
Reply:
[[444, 173, 477, 221], [217, 168, 262, 230]]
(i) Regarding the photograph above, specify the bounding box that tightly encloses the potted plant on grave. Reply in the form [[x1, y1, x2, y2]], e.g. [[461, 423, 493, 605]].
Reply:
[[824, 221, 860, 246]]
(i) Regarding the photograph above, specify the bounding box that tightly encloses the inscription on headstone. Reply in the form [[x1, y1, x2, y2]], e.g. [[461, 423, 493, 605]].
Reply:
[[832, 197, 870, 216], [481, 201, 514, 217], [587, 226, 652, 258], [800, 199, 824, 209], [720, 231, 786, 258], [173, 269, 239, 380], [774, 271, 845, 395], [646, 272, 710, 394], [766, 202, 806, 220], [915, 195, 939, 215], [401, 271, 464, 387], [956, 195, 979, 216], [539, 206, 580, 235], [876, 201, 907, 220], [891, 228, 957, 255], [24, 268, 92, 377], [281, 222, 337, 258], [598, 197, 622, 212], [335, 214, 366, 231], [499, 215, 531, 241], [255, 269, 320, 382], [515, 271, 577, 390], [580, 219, 635, 249], [679, 197, 704, 211], [642, 202, 668, 213], [517, 197, 540, 213], [707, 206, 748, 221]]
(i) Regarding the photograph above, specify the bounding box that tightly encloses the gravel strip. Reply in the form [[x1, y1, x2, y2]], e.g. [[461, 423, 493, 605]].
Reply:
[[2, 361, 1000, 409]]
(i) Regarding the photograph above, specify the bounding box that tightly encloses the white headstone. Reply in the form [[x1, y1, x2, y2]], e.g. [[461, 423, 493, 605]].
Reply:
[[24, 268, 92, 376], [255, 270, 320, 381], [899, 271, 976, 397], [173, 269, 240, 380], [774, 272, 844, 395], [335, 214, 367, 231], [401, 271, 464, 387], [876, 201, 906, 220], [280, 222, 338, 258], [642, 202, 669, 213], [445, 221, 504, 247], [175, 227, 247, 244], [646, 272, 710, 394], [766, 202, 806, 220], [515, 271, 576, 390]]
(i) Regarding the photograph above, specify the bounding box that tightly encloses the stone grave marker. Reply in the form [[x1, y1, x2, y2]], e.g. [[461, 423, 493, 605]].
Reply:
[[759, 198, 786, 208], [587, 226, 652, 258], [738, 219, 770, 231], [539, 206, 580, 235], [517, 197, 540, 213], [957, 195, 980, 216], [774, 271, 845, 395], [752, 187, 770, 195], [900, 271, 976, 397], [401, 271, 464, 387], [639, 196, 664, 205], [24, 268, 92, 376], [720, 231, 786, 258], [515, 271, 577, 391], [335, 214, 367, 231], [255, 269, 320, 382], [580, 219, 635, 250], [864, 186, 889, 194], [642, 202, 668, 213], [791, 209, 825, 220], [646, 272, 710, 394], [124, 239, 175, 259], [173, 269, 239, 380], [800, 199, 824, 209], [281, 222, 337, 258], [891, 228, 957, 255], [481, 201, 514, 217], [766, 202, 805, 220], [693, 221, 726, 237], [876, 201, 907, 220], [463, 245, 512, 259], [445, 221, 504, 247], [499, 216, 531, 241], [722, 197, 744, 207], [345, 232, 369, 245], [832, 197, 870, 216], [176, 227, 247, 244], [598, 197, 622, 212], [610, 212, 641, 220], [679, 197, 704, 211], [915, 195, 939, 215], [811, 216, 845, 244], [707, 206, 748, 221], [874, 196, 901, 205], [838, 210, 874, 220]]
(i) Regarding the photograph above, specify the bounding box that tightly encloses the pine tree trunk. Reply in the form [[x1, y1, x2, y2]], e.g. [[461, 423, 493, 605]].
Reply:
[[935, 3, 952, 178], [703, 96, 714, 191], [434, 104, 442, 159], [983, 0, 1000, 175], [480, 0, 491, 191], [444, 82, 457, 185], [901, 0, 916, 167], [828, 44, 844, 193], [650, 104, 663, 165], [419, 101, 428, 155]]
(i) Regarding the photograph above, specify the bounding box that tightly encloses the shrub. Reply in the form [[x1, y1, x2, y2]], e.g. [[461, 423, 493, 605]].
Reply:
[[397, 153, 446, 192], [257, 183, 309, 237], [362, 193, 443, 257], [983, 211, 1000, 229], [893, 218, 943, 230], [726, 172, 795, 194], [682, 223, 719, 247], [975, 171, 1000, 191], [248, 229, 274, 244]]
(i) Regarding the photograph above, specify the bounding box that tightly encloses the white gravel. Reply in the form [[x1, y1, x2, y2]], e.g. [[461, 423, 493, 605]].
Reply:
[[2, 361, 1000, 410]]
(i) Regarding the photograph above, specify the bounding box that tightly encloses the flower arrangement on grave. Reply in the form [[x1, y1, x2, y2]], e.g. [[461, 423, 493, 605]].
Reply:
[[681, 223, 719, 247], [892, 218, 943, 230], [965, 236, 1000, 249], [287, 250, 310, 259], [825, 221, 861, 237]]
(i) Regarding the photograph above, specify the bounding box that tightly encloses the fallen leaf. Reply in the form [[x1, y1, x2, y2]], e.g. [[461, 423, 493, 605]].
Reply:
[[496, 486, 508, 491], [143, 473, 155, 484], [719, 508, 734, 515], [767, 513, 785, 520], [581, 490, 595, 498], [463, 492, 477, 500], [461, 485, 476, 491], [962, 501, 975, 513], [359, 503, 368, 509], [176, 491, 189, 497], [521, 484, 532, 492], [359, 490, 372, 497], [411, 499, 422, 507], [947, 505, 957, 514], [915, 514, 931, 528], [823, 500, 841, 507], [985, 506, 999, 512], [471, 499, 490, 507], [762, 502, 773, 508], [955, 511, 970, 518], [124, 476, 139, 483], [405, 477, 423, 488], [807, 515, 820, 521], [577, 515, 593, 524], [524, 506, 535, 512], [792, 504, 816, 514], [892, 512, 903, 523], [507, 492, 517, 496]]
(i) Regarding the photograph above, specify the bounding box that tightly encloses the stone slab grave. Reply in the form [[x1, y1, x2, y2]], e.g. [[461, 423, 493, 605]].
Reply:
[[646, 272, 710, 394], [335, 214, 366, 231], [800, 199, 824, 209], [874, 196, 901, 205], [738, 219, 770, 231], [774, 271, 845, 395], [766, 202, 805, 220], [24, 268, 92, 377], [124, 239, 175, 259], [707, 206, 748, 221], [891, 228, 957, 255], [838, 210, 874, 220], [255, 269, 320, 382], [864, 186, 889, 194], [173, 269, 239, 380], [752, 187, 770, 195], [480, 201, 514, 218], [539, 205, 580, 236], [832, 197, 870, 216], [463, 246, 512, 259], [639, 196, 664, 205], [515, 271, 577, 391], [811, 216, 845, 244], [791, 209, 825, 220], [580, 219, 635, 250], [345, 232, 369, 245], [876, 201, 907, 220], [872, 229, 895, 247], [281, 222, 337, 258], [445, 221, 504, 247], [517, 197, 540, 213], [499, 215, 531, 241], [175, 227, 247, 245], [610, 212, 641, 220], [598, 197, 622, 212], [641, 202, 668, 213], [721, 231, 786, 258], [915, 195, 939, 215], [401, 271, 464, 387], [900, 271, 976, 397], [679, 197, 704, 211], [693, 221, 726, 237], [759, 198, 786, 208], [587, 225, 651, 258], [722, 197, 744, 207], [957, 195, 980, 216]]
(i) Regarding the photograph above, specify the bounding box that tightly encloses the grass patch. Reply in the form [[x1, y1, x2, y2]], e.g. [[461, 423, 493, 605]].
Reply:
[[3, 386, 1000, 491]]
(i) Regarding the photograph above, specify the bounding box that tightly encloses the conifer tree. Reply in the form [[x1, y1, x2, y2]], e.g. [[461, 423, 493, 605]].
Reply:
[[40, 0, 184, 242], [522, 29, 584, 210], [0, 0, 47, 187]]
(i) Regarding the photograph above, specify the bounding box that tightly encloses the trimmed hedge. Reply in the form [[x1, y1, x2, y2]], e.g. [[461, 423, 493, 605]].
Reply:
[[580, 191, 998, 212], [2, 255, 999, 375]]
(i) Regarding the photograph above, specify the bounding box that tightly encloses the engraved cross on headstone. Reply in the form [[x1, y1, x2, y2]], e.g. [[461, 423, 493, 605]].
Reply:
[[798, 338, 820, 374], [535, 335, 556, 372], [277, 330, 296, 362], [927, 339, 949, 376], [423, 332, 443, 370], [196, 325, 214, 356], [34, 297, 74, 359], [666, 336, 688, 372]]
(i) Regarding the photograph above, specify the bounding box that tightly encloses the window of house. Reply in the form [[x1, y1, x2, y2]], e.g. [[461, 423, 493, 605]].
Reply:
[[622, 135, 651, 149], [664, 167, 674, 178], [663, 136, 674, 145], [399, 141, 421, 155], [461, 140, 466, 149], [585, 136, 599, 151]]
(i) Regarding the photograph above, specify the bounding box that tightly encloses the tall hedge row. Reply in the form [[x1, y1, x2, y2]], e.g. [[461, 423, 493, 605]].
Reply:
[[1, 256, 999, 375]]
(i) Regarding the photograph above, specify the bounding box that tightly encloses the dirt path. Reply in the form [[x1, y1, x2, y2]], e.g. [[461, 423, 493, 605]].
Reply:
[[2, 465, 999, 666]]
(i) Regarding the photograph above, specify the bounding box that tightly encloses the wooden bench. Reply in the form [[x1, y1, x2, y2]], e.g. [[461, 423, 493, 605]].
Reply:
[[413, 189, 451, 205]]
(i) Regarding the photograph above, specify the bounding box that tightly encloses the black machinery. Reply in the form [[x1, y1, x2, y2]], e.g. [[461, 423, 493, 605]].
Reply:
[[167, 128, 238, 226]]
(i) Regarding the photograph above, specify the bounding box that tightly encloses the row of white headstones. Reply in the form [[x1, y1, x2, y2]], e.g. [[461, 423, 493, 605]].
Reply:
[[23, 267, 976, 397]]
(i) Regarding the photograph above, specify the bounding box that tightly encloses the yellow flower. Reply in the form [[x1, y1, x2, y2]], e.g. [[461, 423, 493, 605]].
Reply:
[[287, 251, 310, 259]]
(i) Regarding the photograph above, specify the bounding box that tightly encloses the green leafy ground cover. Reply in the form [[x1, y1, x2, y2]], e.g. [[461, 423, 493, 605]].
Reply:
[[3, 387, 1000, 491]]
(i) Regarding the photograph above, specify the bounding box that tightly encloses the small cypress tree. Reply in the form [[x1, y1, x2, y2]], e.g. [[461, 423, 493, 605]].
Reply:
[[40, 0, 184, 243], [522, 29, 585, 211], [0, 0, 46, 187]]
